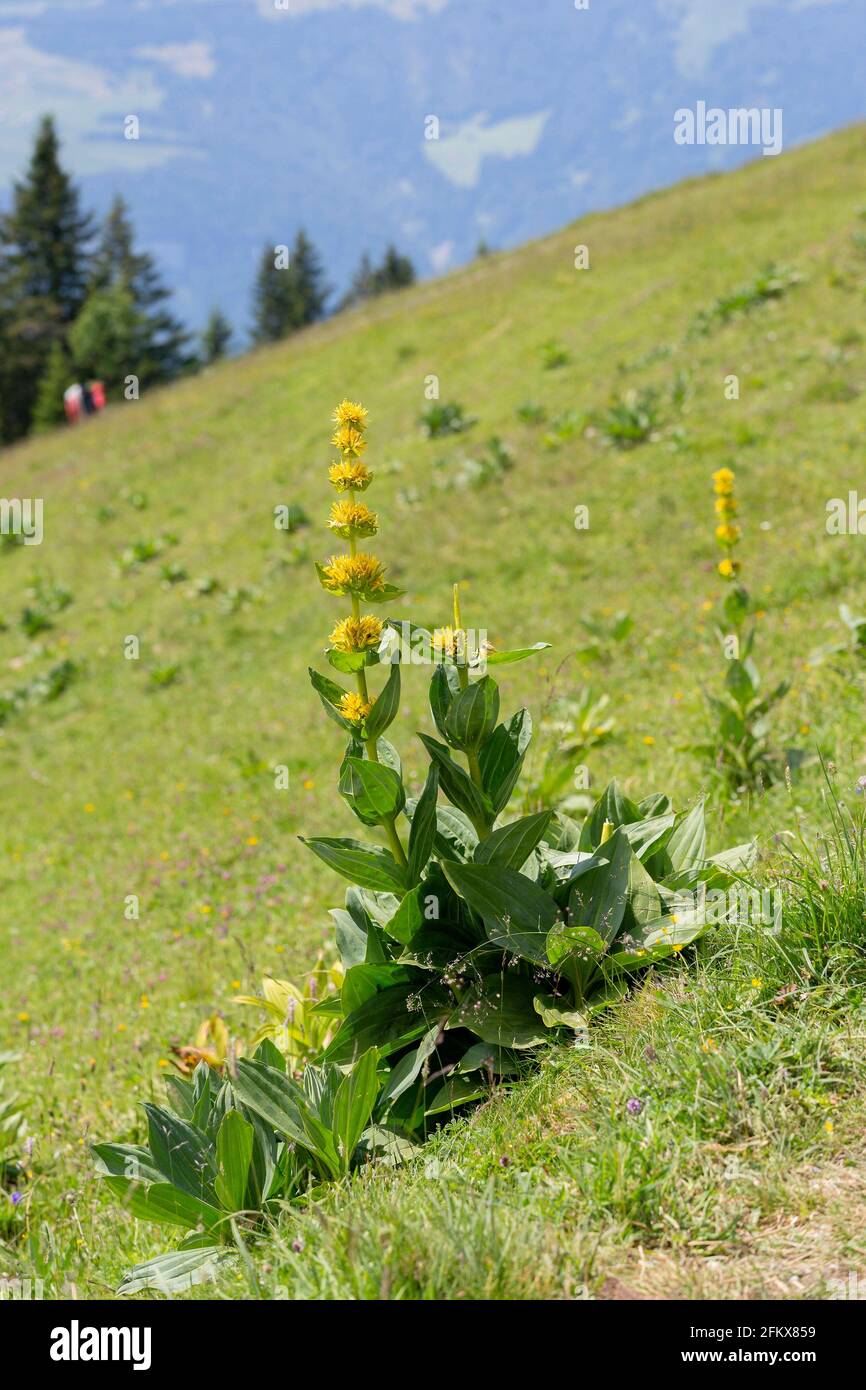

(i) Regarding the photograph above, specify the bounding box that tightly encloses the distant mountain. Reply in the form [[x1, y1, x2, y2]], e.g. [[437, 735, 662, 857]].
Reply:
[[0, 0, 862, 340]]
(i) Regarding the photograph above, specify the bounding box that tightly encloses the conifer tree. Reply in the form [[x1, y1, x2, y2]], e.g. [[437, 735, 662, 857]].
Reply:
[[88, 195, 192, 385], [201, 308, 232, 364], [0, 115, 93, 440], [251, 230, 328, 344]]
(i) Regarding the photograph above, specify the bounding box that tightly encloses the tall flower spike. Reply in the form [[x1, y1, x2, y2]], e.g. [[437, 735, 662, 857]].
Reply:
[[712, 467, 740, 579], [316, 401, 408, 869]]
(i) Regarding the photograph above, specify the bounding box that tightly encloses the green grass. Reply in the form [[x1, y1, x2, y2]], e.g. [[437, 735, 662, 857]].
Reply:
[[4, 124, 866, 1297]]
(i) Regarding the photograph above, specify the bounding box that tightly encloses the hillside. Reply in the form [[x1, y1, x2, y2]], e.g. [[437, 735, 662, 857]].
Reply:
[[3, 124, 866, 1298]]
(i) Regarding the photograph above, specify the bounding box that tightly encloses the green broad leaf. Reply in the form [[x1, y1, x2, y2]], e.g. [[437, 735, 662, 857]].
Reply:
[[125, 1181, 225, 1233], [253, 1037, 287, 1071], [408, 764, 439, 886], [425, 1075, 488, 1116], [375, 737, 402, 777], [323, 982, 451, 1064], [432, 804, 479, 861], [474, 809, 553, 871], [455, 1042, 519, 1076], [443, 675, 500, 751], [117, 1246, 230, 1297], [638, 793, 673, 817], [477, 708, 532, 814], [442, 860, 558, 963], [381, 1025, 442, 1106], [448, 974, 549, 1048], [706, 840, 757, 876], [308, 667, 359, 735], [341, 962, 416, 1014], [621, 813, 676, 861], [330, 905, 367, 968], [92, 1142, 164, 1186], [418, 733, 492, 830], [579, 780, 642, 850], [364, 661, 401, 739], [356, 1125, 418, 1164], [327, 647, 377, 674], [231, 1061, 308, 1146], [568, 827, 631, 945], [214, 1111, 254, 1213], [143, 1104, 217, 1202], [533, 994, 588, 1032], [474, 642, 551, 667], [546, 922, 606, 969], [383, 884, 425, 944], [333, 1047, 380, 1173], [625, 845, 662, 928], [430, 663, 461, 738], [363, 582, 406, 605], [666, 800, 707, 872], [339, 756, 405, 827], [300, 836, 406, 893], [725, 657, 758, 708]]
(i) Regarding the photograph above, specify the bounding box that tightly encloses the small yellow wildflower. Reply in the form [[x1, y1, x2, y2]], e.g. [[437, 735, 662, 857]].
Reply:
[[328, 458, 373, 492], [84, 803, 95, 813], [824, 1119, 834, 1135], [302, 778, 315, 790], [718, 557, 740, 579], [338, 691, 372, 723], [332, 400, 369, 431], [330, 425, 367, 457], [799, 724, 810, 735], [328, 499, 378, 539], [157, 1059, 169, 1068], [17, 1012, 29, 1023], [140, 994, 149, 1010], [321, 552, 386, 595], [329, 615, 383, 652], [714, 495, 737, 516], [751, 977, 762, 988], [643, 735, 655, 746], [246, 836, 259, 846], [701, 1038, 718, 1053], [715, 523, 741, 545], [712, 467, 735, 496], [432, 625, 465, 659]]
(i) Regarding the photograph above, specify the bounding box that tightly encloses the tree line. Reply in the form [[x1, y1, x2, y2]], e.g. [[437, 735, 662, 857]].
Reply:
[[0, 116, 416, 445]]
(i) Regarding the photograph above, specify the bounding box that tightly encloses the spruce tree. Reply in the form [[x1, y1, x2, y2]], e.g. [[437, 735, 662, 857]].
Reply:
[[338, 245, 415, 311], [0, 115, 93, 440], [201, 308, 232, 363], [88, 195, 191, 385], [251, 230, 328, 344]]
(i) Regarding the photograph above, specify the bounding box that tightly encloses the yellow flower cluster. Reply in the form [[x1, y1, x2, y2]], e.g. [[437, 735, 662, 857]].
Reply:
[[328, 498, 379, 539], [712, 467, 741, 579], [321, 551, 385, 596], [337, 691, 371, 723], [329, 615, 383, 653], [322, 400, 386, 722]]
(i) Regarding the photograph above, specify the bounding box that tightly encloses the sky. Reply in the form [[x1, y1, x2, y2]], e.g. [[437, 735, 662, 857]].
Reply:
[[0, 0, 862, 341]]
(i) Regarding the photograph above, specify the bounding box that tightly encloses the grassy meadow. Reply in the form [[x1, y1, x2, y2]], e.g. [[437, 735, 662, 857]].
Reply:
[[3, 124, 866, 1298]]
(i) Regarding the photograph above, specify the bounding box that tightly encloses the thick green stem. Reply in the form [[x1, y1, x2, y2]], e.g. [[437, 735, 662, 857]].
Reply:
[[350, 551, 407, 871]]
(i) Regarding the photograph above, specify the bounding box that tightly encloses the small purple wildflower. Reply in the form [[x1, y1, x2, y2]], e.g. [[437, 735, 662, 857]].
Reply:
[[626, 1098, 643, 1116]]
